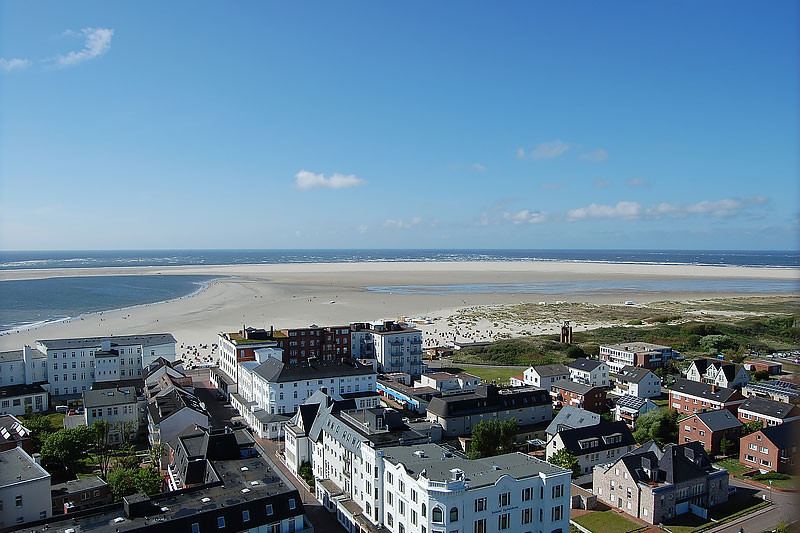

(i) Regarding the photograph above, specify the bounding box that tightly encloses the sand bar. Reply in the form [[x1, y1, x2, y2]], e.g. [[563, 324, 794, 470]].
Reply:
[[1, 261, 797, 355]]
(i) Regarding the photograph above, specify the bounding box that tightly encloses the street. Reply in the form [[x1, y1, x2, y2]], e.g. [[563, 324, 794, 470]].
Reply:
[[187, 369, 346, 533], [712, 478, 798, 533]]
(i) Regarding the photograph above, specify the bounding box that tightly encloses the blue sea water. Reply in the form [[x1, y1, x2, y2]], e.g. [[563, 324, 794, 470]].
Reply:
[[0, 249, 796, 332], [0, 275, 214, 332]]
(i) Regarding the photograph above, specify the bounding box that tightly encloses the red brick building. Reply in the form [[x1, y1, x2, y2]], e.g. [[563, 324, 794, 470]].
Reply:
[[679, 409, 742, 455], [740, 420, 799, 474], [552, 381, 607, 413], [0, 414, 33, 454], [669, 379, 745, 415]]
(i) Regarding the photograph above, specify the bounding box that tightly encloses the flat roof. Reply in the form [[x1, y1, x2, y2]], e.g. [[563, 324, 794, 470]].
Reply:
[[38, 334, 176, 351], [0, 447, 49, 485]]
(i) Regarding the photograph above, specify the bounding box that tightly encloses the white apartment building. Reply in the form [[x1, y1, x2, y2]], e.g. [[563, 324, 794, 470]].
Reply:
[[146, 388, 209, 446], [414, 372, 480, 395], [0, 447, 52, 527], [686, 358, 750, 389], [381, 444, 571, 533], [351, 322, 426, 376], [0, 384, 49, 416], [83, 388, 144, 442], [35, 334, 176, 400], [612, 366, 662, 399], [231, 355, 379, 438], [523, 364, 570, 392], [568, 358, 609, 388], [0, 348, 48, 387], [600, 342, 675, 373]]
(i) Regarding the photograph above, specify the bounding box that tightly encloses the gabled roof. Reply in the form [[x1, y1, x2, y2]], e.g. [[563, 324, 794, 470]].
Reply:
[[757, 420, 800, 450], [546, 406, 600, 436], [618, 441, 716, 486], [669, 379, 742, 403], [690, 358, 744, 381], [616, 395, 650, 411], [739, 397, 800, 420], [692, 409, 743, 432], [147, 388, 207, 424], [528, 363, 569, 377], [616, 366, 657, 384], [568, 358, 604, 372], [556, 420, 635, 456]]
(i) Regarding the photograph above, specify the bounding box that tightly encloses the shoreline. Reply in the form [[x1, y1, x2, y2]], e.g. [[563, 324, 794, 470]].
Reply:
[[0, 261, 796, 355]]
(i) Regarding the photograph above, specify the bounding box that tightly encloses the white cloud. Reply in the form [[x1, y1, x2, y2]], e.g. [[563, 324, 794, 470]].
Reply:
[[594, 179, 611, 188], [568, 201, 643, 221], [384, 217, 423, 229], [357, 224, 368, 234], [472, 162, 486, 172], [57, 28, 114, 67], [0, 58, 30, 71], [294, 170, 366, 190], [518, 140, 570, 160], [503, 210, 547, 224], [579, 149, 609, 162], [627, 177, 647, 187], [540, 182, 565, 190]]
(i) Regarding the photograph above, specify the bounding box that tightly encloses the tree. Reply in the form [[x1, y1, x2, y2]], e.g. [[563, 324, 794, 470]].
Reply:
[[24, 414, 55, 452], [700, 335, 735, 353], [719, 436, 736, 456], [549, 448, 580, 479], [742, 420, 763, 435], [565, 346, 585, 359], [41, 426, 94, 476], [468, 418, 518, 459], [752, 370, 770, 382], [633, 410, 678, 445], [92, 420, 114, 480], [115, 443, 139, 470], [148, 443, 166, 470], [107, 466, 162, 501]]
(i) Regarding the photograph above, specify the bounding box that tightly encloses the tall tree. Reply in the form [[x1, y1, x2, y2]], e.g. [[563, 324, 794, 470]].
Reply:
[[549, 448, 581, 479], [148, 443, 167, 470], [469, 418, 518, 458], [41, 426, 94, 476], [92, 420, 113, 480], [24, 414, 55, 452], [633, 410, 678, 445]]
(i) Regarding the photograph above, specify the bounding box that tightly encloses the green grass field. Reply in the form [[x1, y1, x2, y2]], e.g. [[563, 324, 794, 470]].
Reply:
[[572, 510, 642, 533], [448, 365, 526, 383]]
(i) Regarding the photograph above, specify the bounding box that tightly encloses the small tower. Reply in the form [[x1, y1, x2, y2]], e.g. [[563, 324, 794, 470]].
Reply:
[[560, 320, 573, 344]]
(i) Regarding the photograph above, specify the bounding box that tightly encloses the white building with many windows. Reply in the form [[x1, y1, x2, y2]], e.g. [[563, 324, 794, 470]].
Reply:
[[83, 387, 145, 442], [351, 322, 426, 376]]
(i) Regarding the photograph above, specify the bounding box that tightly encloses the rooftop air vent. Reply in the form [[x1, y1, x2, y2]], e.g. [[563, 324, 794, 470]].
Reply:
[[413, 450, 426, 458], [241, 488, 251, 494], [201, 497, 211, 503]]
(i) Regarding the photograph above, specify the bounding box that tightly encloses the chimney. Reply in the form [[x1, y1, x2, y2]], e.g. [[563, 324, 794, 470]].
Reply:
[[270, 325, 274, 337], [711, 384, 716, 393], [242, 325, 248, 339]]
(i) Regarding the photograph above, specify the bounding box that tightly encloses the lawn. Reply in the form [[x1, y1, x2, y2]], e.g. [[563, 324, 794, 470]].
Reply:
[[46, 412, 65, 430], [715, 458, 753, 478], [572, 510, 643, 533], [447, 365, 526, 384], [663, 495, 769, 533]]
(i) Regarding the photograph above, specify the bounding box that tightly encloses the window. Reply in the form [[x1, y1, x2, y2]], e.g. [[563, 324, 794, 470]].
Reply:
[[498, 492, 510, 507], [422, 503, 427, 517], [191, 523, 200, 533], [242, 510, 250, 522], [521, 507, 533, 524], [474, 497, 487, 512], [266, 504, 273, 515], [411, 489, 417, 502], [15, 496, 22, 507], [40, 511, 47, 519], [432, 506, 444, 523], [288, 498, 296, 510], [498, 513, 510, 530], [474, 519, 487, 533], [411, 509, 417, 525], [553, 484, 564, 498], [217, 516, 225, 529], [521, 487, 533, 501], [387, 513, 394, 527], [449, 507, 458, 522], [552, 505, 563, 521]]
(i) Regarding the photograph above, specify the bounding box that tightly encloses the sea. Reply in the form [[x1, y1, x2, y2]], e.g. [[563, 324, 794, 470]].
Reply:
[[0, 249, 797, 333]]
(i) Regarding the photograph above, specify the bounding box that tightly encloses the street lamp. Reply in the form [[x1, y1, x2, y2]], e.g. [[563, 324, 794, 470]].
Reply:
[[769, 479, 773, 502]]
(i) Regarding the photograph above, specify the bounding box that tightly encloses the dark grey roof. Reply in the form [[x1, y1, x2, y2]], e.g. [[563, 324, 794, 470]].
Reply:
[[619, 441, 716, 486], [252, 411, 290, 424], [0, 350, 23, 362], [0, 447, 49, 485], [556, 420, 636, 456], [0, 414, 30, 445], [83, 388, 139, 408], [252, 357, 376, 382], [0, 383, 48, 399], [427, 384, 550, 418], [670, 379, 742, 403], [38, 333, 177, 350], [568, 358, 604, 372], [529, 363, 569, 377], [739, 397, 800, 419], [545, 406, 600, 436], [743, 381, 800, 398], [758, 420, 800, 450], [690, 358, 742, 381], [693, 409, 743, 432], [553, 380, 595, 395], [382, 443, 566, 488], [147, 388, 207, 424], [615, 366, 655, 384], [51, 476, 108, 496]]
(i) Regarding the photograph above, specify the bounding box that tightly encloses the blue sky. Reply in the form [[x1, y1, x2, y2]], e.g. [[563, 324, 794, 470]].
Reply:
[[0, 1, 797, 251]]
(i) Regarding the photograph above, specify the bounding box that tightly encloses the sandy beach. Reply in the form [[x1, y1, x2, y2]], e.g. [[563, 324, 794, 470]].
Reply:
[[1, 261, 797, 358]]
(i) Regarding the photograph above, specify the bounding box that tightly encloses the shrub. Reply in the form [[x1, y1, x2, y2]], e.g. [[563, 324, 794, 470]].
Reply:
[[565, 346, 585, 359], [752, 472, 791, 481], [627, 319, 643, 326]]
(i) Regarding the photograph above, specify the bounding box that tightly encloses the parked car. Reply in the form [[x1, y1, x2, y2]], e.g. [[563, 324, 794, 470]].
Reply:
[[55, 405, 68, 413], [67, 409, 76, 415]]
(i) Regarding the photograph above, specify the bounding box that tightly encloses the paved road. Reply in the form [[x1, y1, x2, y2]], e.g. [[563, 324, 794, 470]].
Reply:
[[711, 478, 798, 533], [191, 374, 346, 533]]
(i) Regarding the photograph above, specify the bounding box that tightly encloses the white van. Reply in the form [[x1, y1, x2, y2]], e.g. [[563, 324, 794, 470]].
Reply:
[[55, 405, 68, 413]]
